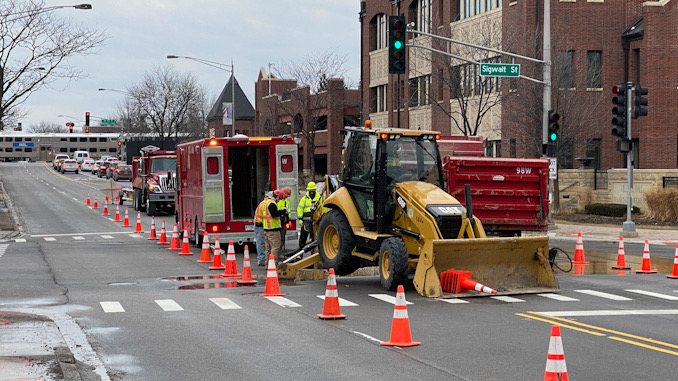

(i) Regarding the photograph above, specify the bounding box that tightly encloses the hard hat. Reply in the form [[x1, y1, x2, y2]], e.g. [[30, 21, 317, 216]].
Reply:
[[307, 182, 317, 191], [273, 189, 283, 197], [281, 187, 291, 198]]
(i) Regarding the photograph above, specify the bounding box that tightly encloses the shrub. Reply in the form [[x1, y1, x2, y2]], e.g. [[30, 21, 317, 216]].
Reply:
[[584, 203, 640, 217], [644, 188, 678, 222]]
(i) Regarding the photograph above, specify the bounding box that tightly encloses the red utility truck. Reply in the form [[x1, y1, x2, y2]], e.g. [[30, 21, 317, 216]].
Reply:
[[438, 136, 550, 236], [176, 135, 298, 247], [131, 148, 177, 216]]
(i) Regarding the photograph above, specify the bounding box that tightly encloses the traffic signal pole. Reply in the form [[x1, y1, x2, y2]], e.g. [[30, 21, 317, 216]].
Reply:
[[622, 83, 636, 235]]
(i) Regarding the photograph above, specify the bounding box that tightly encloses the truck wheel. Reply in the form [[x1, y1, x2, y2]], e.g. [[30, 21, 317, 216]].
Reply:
[[146, 198, 156, 216], [318, 209, 360, 276], [194, 219, 202, 248], [379, 237, 409, 291]]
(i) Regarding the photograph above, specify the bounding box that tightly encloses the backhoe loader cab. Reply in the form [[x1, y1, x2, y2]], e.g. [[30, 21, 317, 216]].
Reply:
[[315, 126, 557, 297]]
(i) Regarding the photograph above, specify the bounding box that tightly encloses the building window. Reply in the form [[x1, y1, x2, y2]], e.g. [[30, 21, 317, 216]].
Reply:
[[410, 0, 431, 33], [450, 60, 501, 99], [370, 85, 388, 113], [587, 51, 602, 89], [585, 138, 601, 169], [409, 75, 431, 106], [558, 139, 574, 169], [558, 50, 575, 89], [457, 0, 501, 20], [89, 137, 97, 142], [370, 14, 387, 51]]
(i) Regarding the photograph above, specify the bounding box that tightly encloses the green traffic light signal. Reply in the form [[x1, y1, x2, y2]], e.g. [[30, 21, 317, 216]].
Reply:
[[548, 110, 560, 142], [394, 40, 402, 49]]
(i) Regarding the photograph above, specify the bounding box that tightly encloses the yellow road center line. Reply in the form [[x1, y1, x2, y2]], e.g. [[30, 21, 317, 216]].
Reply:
[[608, 337, 678, 356], [515, 313, 606, 336]]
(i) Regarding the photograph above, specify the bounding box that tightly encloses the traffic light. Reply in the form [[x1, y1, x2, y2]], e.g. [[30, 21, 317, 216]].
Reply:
[[611, 84, 627, 138], [66, 122, 74, 133], [548, 110, 560, 142], [85, 127, 90, 133], [85, 112, 90, 126], [16, 122, 22, 131], [117, 141, 122, 146], [633, 85, 648, 118], [388, 16, 406, 74]]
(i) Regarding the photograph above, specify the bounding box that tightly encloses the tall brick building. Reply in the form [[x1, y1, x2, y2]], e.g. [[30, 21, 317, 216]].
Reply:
[[360, 0, 678, 169], [254, 67, 360, 176]]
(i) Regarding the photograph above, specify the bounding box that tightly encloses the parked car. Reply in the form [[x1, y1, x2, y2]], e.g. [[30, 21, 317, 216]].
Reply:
[[53, 154, 69, 169], [97, 161, 111, 177], [91, 160, 102, 174], [81, 158, 95, 172], [112, 164, 132, 181], [61, 159, 79, 174], [106, 160, 123, 178]]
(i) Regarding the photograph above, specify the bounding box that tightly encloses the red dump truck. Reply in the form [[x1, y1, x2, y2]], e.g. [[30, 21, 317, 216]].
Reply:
[[175, 135, 299, 247], [119, 147, 177, 216], [438, 136, 550, 235]]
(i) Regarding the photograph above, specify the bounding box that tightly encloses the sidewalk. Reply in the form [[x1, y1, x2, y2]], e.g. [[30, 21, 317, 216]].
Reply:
[[550, 219, 678, 246]]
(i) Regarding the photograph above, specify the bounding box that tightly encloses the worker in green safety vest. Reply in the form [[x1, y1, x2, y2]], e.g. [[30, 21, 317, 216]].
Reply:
[[297, 181, 320, 250]]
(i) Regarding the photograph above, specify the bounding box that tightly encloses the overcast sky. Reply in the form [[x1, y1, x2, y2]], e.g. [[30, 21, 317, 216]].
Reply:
[[20, 0, 360, 130]]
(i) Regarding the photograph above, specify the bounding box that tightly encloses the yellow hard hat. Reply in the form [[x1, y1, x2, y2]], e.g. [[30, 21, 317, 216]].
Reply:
[[307, 182, 317, 191]]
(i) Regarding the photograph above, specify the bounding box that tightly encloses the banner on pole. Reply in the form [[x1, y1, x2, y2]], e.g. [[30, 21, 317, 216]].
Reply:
[[222, 102, 233, 126]]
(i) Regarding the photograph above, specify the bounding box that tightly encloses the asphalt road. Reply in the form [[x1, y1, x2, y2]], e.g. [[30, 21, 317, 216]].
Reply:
[[1, 162, 678, 380]]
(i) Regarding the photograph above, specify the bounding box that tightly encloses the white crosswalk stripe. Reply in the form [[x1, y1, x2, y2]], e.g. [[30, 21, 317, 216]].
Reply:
[[625, 289, 678, 301], [155, 299, 184, 311], [368, 294, 413, 305], [44, 237, 56, 241], [574, 290, 632, 301], [435, 298, 470, 304], [100, 235, 114, 239], [129, 234, 142, 238], [264, 296, 302, 307], [491, 296, 525, 303], [209, 297, 242, 309], [0, 244, 8, 259], [14, 238, 26, 243], [316, 295, 359, 306], [100, 301, 125, 313], [73, 236, 85, 240], [537, 293, 579, 302]]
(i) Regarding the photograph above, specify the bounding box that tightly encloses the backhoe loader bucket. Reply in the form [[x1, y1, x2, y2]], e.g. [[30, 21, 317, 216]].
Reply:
[[413, 236, 558, 298]]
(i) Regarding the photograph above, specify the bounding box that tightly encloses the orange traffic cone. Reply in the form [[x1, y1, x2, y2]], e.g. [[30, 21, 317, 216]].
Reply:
[[121, 207, 130, 227], [113, 205, 121, 222], [220, 241, 241, 278], [237, 245, 257, 285], [102, 201, 109, 216], [668, 244, 678, 279], [92, 194, 98, 210], [157, 219, 168, 245], [168, 223, 181, 250], [105, 196, 109, 205], [147, 216, 157, 240], [612, 236, 631, 270], [636, 239, 657, 274], [260, 255, 285, 296], [544, 325, 569, 381], [573, 263, 586, 275], [381, 285, 421, 347], [134, 211, 144, 233], [178, 229, 192, 255], [197, 233, 211, 263], [209, 237, 225, 269], [439, 269, 497, 294], [317, 268, 346, 319], [86, 192, 91, 206], [572, 232, 589, 264]]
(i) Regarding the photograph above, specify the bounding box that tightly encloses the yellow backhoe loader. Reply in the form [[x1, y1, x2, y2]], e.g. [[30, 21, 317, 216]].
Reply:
[[278, 125, 558, 298]]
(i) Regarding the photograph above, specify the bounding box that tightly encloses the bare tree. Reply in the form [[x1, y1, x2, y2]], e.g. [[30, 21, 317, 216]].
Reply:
[[28, 120, 66, 133], [124, 65, 208, 140], [273, 49, 357, 176], [0, 0, 107, 129]]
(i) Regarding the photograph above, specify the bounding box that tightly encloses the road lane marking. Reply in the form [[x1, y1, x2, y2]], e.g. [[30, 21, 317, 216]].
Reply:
[[515, 313, 606, 336], [128, 234, 142, 238], [368, 294, 413, 305], [608, 337, 678, 356], [44, 237, 56, 241], [625, 289, 678, 301], [574, 289, 632, 300], [536, 309, 678, 317], [0, 244, 7, 259], [491, 296, 525, 303], [73, 236, 85, 240], [155, 299, 184, 311], [14, 238, 26, 242], [209, 298, 242, 309], [316, 295, 359, 306], [100, 235, 114, 239], [353, 331, 383, 344], [435, 298, 469, 304], [100, 301, 125, 313], [264, 296, 301, 307], [537, 293, 579, 301]]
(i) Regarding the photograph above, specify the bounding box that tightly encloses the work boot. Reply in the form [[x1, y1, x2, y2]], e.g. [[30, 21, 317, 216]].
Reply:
[[258, 261, 265, 267]]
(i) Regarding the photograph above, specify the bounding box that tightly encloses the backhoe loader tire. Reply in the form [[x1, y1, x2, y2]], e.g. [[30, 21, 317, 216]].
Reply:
[[318, 209, 360, 276], [379, 237, 409, 291]]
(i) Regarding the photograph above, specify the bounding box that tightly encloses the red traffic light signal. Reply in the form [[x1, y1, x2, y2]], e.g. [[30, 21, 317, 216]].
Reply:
[[85, 112, 90, 126], [117, 141, 122, 146]]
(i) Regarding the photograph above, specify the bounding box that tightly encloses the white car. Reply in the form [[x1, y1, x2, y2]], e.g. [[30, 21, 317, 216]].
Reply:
[[61, 159, 79, 174], [81, 158, 95, 172]]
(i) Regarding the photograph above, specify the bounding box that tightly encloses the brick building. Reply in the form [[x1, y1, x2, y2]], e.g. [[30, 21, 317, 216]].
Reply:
[[254, 67, 360, 176], [206, 75, 254, 137], [360, 0, 678, 169]]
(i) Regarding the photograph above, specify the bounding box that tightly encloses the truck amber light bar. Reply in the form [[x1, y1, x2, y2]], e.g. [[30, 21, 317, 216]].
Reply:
[[249, 137, 272, 142], [209, 139, 218, 146]]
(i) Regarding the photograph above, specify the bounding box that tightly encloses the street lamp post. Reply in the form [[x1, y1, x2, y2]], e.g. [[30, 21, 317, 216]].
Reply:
[[167, 55, 235, 137]]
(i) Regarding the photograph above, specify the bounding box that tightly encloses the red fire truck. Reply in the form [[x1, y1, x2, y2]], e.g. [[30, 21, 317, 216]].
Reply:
[[176, 135, 298, 247]]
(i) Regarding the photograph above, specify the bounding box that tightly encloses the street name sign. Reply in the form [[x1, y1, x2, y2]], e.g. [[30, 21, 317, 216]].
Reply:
[[479, 63, 520, 77]]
